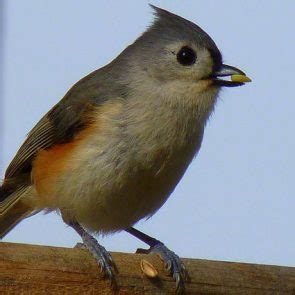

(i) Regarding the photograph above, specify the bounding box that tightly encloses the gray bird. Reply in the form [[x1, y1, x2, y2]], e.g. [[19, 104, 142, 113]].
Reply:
[[0, 5, 250, 292]]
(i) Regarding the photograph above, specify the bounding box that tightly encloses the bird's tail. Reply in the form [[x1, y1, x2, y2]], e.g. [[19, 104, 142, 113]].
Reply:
[[0, 182, 37, 238]]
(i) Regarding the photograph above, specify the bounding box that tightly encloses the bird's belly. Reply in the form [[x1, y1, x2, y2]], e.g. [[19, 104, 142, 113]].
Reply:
[[39, 140, 197, 233], [75, 174, 177, 233], [60, 156, 190, 233]]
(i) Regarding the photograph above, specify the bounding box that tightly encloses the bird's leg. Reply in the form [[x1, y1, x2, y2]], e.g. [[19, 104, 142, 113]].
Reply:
[[69, 222, 117, 284], [125, 227, 188, 292]]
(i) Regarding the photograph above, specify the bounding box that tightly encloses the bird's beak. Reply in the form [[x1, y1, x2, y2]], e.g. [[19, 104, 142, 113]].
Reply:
[[211, 64, 251, 87]]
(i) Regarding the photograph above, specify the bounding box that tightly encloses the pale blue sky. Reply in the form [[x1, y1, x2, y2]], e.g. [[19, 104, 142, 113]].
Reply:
[[1, 1, 295, 267]]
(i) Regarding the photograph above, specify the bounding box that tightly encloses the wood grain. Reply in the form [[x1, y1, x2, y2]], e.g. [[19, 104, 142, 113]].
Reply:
[[0, 242, 294, 294]]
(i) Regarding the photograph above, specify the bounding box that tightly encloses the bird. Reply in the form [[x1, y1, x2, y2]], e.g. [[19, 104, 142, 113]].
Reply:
[[0, 5, 251, 292]]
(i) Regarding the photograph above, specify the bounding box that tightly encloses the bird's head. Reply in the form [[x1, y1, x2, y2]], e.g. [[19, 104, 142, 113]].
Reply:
[[108, 5, 251, 123]]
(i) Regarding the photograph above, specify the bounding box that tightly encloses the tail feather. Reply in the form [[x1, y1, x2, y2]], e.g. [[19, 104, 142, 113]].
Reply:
[[0, 184, 37, 238]]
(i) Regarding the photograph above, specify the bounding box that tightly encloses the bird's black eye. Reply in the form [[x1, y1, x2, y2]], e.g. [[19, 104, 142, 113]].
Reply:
[[177, 46, 196, 66]]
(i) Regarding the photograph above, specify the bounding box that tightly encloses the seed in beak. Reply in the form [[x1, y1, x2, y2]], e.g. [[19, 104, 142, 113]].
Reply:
[[231, 74, 252, 83]]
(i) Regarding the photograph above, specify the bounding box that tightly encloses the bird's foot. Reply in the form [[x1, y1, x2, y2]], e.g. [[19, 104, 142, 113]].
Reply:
[[81, 232, 117, 284], [137, 242, 188, 293], [69, 222, 117, 286]]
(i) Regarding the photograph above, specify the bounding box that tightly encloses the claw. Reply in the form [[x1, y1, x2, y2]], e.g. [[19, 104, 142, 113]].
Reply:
[[182, 267, 189, 281], [165, 260, 172, 272], [108, 255, 114, 264], [175, 274, 180, 288], [99, 263, 104, 274], [175, 277, 185, 294], [105, 267, 114, 280], [149, 243, 188, 293]]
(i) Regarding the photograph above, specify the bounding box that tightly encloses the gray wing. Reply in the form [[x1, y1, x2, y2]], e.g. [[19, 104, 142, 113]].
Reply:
[[5, 71, 110, 179], [5, 116, 55, 178]]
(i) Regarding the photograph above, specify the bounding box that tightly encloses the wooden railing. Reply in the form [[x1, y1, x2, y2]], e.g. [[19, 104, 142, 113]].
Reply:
[[0, 242, 294, 294]]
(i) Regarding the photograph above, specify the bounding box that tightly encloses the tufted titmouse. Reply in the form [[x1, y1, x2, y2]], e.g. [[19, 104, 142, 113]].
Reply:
[[0, 5, 250, 291]]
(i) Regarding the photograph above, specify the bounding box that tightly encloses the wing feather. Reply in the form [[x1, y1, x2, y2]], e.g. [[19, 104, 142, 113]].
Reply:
[[4, 67, 120, 180], [5, 117, 55, 178]]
